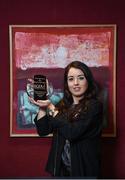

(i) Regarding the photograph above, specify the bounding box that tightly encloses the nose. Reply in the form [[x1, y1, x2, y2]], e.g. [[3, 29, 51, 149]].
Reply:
[[74, 77, 79, 85]]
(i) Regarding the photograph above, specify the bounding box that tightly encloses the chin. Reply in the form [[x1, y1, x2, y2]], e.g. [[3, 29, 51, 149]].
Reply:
[[73, 93, 84, 98]]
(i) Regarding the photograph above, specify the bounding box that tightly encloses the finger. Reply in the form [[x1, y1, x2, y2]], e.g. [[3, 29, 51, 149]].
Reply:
[[46, 79, 49, 96], [37, 100, 51, 106], [37, 99, 50, 103], [27, 78, 34, 84]]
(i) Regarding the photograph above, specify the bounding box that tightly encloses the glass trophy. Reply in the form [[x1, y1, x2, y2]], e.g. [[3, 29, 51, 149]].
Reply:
[[34, 75, 47, 100], [26, 75, 63, 104], [26, 75, 47, 101]]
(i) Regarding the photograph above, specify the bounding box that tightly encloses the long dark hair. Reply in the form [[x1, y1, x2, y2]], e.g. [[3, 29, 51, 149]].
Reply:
[[57, 61, 99, 120]]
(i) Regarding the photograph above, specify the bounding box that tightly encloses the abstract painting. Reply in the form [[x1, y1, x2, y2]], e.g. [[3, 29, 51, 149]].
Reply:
[[9, 25, 116, 137]]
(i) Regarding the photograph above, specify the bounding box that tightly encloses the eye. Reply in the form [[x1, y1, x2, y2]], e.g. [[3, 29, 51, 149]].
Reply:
[[68, 77, 74, 81], [78, 75, 85, 80]]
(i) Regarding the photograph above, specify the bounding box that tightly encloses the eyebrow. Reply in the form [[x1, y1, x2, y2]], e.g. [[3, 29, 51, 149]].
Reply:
[[67, 74, 85, 78]]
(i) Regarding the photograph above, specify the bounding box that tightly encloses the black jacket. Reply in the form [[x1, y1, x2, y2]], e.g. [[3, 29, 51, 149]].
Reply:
[[34, 99, 103, 177]]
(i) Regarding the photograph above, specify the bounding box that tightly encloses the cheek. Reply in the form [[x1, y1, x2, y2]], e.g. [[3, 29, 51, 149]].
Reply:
[[82, 82, 88, 91], [67, 81, 72, 88], [67, 83, 73, 92]]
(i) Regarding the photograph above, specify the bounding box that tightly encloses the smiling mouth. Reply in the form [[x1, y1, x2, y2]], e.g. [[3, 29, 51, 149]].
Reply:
[[73, 87, 81, 91]]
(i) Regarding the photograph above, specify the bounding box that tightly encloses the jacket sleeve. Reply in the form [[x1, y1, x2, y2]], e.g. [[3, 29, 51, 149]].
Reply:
[[49, 100, 103, 141], [34, 109, 69, 136], [34, 115, 53, 136]]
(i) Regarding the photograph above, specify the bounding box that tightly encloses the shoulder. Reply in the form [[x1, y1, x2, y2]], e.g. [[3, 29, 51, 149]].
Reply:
[[91, 98, 103, 108], [89, 98, 102, 106], [86, 98, 103, 113]]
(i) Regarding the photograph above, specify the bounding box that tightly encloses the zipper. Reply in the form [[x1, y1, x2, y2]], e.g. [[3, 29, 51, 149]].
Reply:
[[54, 130, 58, 176]]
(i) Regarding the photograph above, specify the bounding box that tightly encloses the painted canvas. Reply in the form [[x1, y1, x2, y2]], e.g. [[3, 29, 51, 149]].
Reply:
[[9, 25, 116, 137]]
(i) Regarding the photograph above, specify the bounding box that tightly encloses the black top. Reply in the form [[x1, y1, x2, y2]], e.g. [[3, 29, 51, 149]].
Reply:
[[34, 99, 103, 177]]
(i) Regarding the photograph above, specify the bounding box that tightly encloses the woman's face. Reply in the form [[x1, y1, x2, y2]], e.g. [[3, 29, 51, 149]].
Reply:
[[67, 67, 88, 103]]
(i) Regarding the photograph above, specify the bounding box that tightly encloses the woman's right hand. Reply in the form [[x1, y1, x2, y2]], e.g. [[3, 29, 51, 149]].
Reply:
[[28, 97, 52, 119], [28, 97, 51, 108]]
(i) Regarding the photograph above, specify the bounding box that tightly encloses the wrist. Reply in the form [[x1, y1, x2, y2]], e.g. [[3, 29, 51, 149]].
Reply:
[[37, 108, 46, 120], [47, 103, 58, 117], [39, 106, 47, 111], [47, 103, 55, 110]]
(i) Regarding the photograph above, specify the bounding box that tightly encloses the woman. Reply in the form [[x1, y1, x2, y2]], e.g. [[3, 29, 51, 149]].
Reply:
[[29, 61, 103, 178]]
